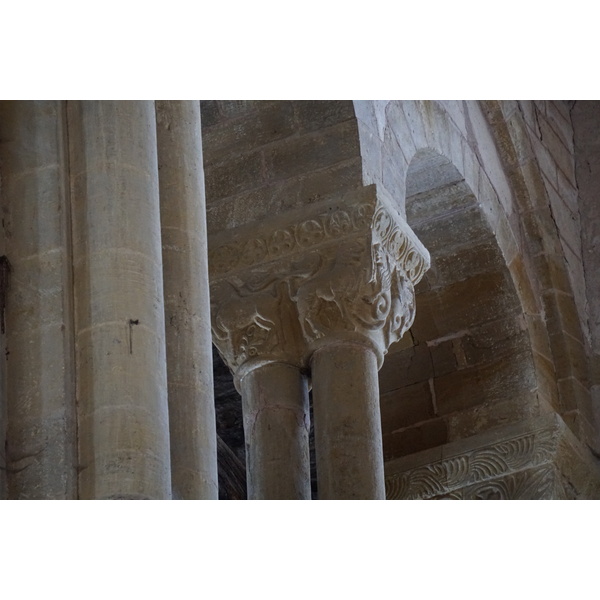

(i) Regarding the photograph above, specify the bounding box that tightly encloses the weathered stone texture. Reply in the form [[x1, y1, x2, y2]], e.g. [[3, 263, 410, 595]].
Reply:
[[156, 100, 218, 500], [0, 100, 77, 499], [0, 99, 598, 500], [68, 101, 172, 500], [385, 414, 600, 500]]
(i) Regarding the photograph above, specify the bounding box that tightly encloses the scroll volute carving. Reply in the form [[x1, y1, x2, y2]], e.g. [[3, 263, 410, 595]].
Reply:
[[292, 203, 429, 362]]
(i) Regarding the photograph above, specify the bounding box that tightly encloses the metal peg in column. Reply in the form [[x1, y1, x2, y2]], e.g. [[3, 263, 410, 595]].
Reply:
[[68, 101, 172, 499]]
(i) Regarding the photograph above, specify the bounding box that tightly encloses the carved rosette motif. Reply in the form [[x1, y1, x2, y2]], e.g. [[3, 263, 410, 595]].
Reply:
[[209, 186, 430, 379], [290, 198, 430, 362]]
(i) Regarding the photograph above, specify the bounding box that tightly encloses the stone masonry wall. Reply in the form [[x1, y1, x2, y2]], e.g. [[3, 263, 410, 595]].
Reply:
[[201, 101, 363, 233]]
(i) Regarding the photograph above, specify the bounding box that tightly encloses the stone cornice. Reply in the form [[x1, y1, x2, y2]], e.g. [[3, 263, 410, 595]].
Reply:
[[384, 414, 600, 500], [209, 185, 429, 286]]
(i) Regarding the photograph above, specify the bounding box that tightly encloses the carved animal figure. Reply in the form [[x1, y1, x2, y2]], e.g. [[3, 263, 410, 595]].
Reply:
[[294, 241, 367, 340]]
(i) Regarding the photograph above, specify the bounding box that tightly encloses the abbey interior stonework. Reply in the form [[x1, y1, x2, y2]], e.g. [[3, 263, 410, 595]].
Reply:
[[0, 100, 598, 500]]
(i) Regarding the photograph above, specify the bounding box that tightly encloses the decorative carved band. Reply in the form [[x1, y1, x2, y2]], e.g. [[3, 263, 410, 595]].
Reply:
[[385, 415, 600, 500], [209, 186, 430, 379], [209, 201, 375, 279]]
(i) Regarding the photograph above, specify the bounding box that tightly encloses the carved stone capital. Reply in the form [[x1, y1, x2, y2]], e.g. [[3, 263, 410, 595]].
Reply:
[[209, 185, 430, 380], [292, 194, 429, 364], [384, 414, 600, 500]]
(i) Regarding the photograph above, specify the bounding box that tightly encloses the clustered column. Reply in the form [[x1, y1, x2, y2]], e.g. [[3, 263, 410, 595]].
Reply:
[[0, 100, 218, 500], [0, 101, 428, 500], [210, 190, 429, 500], [68, 101, 172, 499]]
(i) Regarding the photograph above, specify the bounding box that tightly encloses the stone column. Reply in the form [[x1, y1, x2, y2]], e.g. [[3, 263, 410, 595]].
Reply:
[[211, 274, 311, 499], [155, 101, 218, 499], [0, 101, 77, 499], [292, 197, 429, 499], [311, 341, 384, 499], [68, 101, 172, 499], [240, 362, 310, 499], [209, 185, 429, 500]]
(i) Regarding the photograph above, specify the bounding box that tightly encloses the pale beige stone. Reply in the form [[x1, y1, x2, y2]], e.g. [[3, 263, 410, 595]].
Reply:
[[68, 101, 171, 499], [240, 362, 310, 499], [312, 342, 385, 499], [156, 101, 218, 500]]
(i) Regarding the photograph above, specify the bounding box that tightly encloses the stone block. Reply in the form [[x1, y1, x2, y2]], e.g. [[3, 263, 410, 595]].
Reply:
[[545, 102, 574, 154], [400, 101, 428, 149], [293, 101, 355, 133], [381, 126, 407, 203], [537, 114, 576, 186], [379, 343, 433, 392], [445, 392, 539, 442], [355, 118, 382, 187], [413, 270, 521, 344], [557, 376, 592, 417], [430, 340, 458, 378], [204, 149, 264, 202], [533, 142, 559, 190], [265, 119, 361, 181], [406, 180, 475, 227], [412, 204, 490, 257], [379, 380, 434, 434], [434, 240, 504, 288], [382, 418, 448, 461], [505, 110, 535, 165], [543, 288, 585, 346], [459, 317, 529, 367], [556, 166, 580, 216], [521, 206, 562, 257], [546, 323, 588, 385], [217, 100, 276, 120], [199, 100, 220, 128], [434, 346, 536, 416], [8, 254, 66, 335], [533, 251, 573, 296], [202, 102, 296, 166], [525, 313, 553, 362], [385, 103, 418, 166], [532, 350, 560, 409], [508, 253, 542, 315], [545, 185, 581, 262]]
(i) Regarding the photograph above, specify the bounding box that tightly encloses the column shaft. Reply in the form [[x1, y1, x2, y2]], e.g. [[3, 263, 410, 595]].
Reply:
[[68, 101, 171, 499], [155, 100, 218, 499], [240, 363, 311, 499], [0, 101, 77, 499], [311, 342, 385, 499]]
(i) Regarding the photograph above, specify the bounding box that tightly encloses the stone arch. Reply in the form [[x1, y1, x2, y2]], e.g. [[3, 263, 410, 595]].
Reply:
[[354, 100, 596, 454], [378, 147, 539, 461], [480, 100, 596, 447], [203, 100, 599, 497]]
